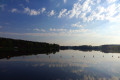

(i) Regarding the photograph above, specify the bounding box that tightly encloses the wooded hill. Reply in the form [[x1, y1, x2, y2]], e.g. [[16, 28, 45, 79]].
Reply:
[[0, 37, 59, 53]]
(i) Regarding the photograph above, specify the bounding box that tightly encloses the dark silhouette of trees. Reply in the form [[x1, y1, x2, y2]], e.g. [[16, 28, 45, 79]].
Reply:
[[1, 37, 120, 59], [100, 45, 120, 53], [0, 37, 60, 59], [60, 45, 100, 51], [60, 45, 120, 53], [0, 37, 59, 53]]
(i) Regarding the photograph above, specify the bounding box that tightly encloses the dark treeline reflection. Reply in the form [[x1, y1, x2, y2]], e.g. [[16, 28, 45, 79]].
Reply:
[[0, 50, 59, 59], [60, 45, 120, 53], [0, 37, 59, 59]]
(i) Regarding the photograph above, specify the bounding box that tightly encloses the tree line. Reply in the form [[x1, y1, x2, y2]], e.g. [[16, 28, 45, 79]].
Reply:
[[0, 37, 60, 59], [0, 37, 59, 53], [1, 37, 120, 59], [60, 45, 120, 53]]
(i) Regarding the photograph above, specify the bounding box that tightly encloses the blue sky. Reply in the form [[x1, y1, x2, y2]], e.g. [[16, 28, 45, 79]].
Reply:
[[0, 0, 120, 46]]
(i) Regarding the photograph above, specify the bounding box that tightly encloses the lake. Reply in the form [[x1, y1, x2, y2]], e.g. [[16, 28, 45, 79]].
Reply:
[[0, 50, 120, 80]]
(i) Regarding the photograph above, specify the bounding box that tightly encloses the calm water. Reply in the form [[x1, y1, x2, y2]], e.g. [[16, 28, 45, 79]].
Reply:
[[0, 50, 120, 80]]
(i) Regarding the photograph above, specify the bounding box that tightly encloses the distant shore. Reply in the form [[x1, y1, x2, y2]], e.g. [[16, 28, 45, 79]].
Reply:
[[60, 45, 120, 53], [1, 37, 120, 59]]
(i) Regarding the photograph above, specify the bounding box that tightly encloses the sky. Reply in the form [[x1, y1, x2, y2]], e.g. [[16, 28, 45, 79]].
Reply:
[[0, 0, 120, 46]]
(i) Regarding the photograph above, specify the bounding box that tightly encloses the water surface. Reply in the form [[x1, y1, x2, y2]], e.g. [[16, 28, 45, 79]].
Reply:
[[0, 50, 120, 80]]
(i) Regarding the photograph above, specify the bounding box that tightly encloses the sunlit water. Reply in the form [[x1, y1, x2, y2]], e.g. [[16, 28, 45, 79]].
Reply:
[[0, 50, 120, 80]]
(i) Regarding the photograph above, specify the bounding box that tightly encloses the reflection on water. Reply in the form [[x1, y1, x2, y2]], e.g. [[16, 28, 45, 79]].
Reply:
[[0, 50, 120, 80]]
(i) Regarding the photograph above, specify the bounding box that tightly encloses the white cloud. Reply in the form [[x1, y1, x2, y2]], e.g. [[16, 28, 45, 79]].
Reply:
[[71, 22, 84, 28], [68, 1, 82, 18], [33, 28, 46, 32], [11, 8, 18, 13], [49, 28, 66, 32], [107, 0, 116, 3], [24, 7, 40, 16], [10, 7, 46, 15], [49, 28, 88, 33], [106, 4, 117, 18], [80, 13, 87, 22], [41, 29, 46, 32], [63, 0, 67, 4], [48, 10, 55, 16], [82, 0, 91, 12], [64, 0, 93, 18], [58, 9, 67, 18], [0, 4, 6, 10], [41, 8, 46, 13], [92, 3, 118, 21], [33, 28, 40, 31], [58, 0, 120, 23], [69, 29, 88, 33], [97, 6, 106, 14], [30, 10, 40, 15], [97, 0, 101, 4]]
